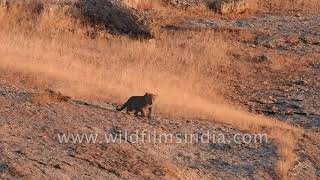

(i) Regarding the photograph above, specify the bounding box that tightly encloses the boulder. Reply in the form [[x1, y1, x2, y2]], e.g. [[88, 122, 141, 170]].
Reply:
[[73, 0, 153, 39], [208, 0, 250, 14]]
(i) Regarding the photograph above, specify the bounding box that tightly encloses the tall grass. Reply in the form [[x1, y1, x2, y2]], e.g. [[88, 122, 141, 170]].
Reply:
[[123, 0, 162, 10], [0, 3, 304, 179]]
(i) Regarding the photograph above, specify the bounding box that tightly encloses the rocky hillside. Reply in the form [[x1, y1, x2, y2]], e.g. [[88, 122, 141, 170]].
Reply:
[[0, 0, 319, 179]]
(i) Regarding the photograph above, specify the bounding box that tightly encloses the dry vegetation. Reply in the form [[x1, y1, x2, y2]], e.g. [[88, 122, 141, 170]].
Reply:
[[1, 0, 317, 179], [121, 0, 320, 16], [258, 0, 320, 14], [123, 0, 162, 10]]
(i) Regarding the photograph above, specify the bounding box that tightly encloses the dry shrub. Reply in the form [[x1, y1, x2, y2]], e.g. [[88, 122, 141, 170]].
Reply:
[[1, 0, 44, 28], [0, 0, 79, 35], [123, 0, 162, 10], [32, 93, 55, 104], [31, 89, 71, 104], [274, 131, 298, 180], [207, 0, 257, 14]]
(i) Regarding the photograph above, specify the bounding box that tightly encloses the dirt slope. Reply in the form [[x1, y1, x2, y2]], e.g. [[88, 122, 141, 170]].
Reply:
[[0, 84, 278, 179]]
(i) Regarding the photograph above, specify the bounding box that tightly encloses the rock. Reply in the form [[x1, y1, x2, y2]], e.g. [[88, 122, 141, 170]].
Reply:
[[234, 20, 254, 28], [254, 35, 276, 48], [108, 126, 121, 137], [294, 109, 308, 116], [0, 163, 8, 173], [163, 19, 219, 31], [250, 44, 256, 48], [209, 142, 231, 150], [292, 80, 305, 85], [294, 94, 305, 101], [73, 0, 153, 39], [253, 54, 269, 63], [53, 164, 62, 169], [300, 35, 320, 45], [164, 0, 205, 8], [284, 109, 294, 115], [208, 0, 250, 14], [310, 62, 320, 70], [275, 99, 303, 109], [152, 169, 166, 176], [248, 105, 255, 113], [262, 105, 280, 115], [256, 98, 274, 104]]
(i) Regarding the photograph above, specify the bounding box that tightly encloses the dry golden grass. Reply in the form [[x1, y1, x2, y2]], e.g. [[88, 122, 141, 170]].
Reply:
[[31, 93, 55, 104], [123, 0, 163, 10], [0, 4, 305, 178]]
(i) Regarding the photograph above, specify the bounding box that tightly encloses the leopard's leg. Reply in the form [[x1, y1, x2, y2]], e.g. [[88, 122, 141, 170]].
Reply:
[[134, 110, 139, 116], [141, 109, 146, 117], [148, 107, 152, 118]]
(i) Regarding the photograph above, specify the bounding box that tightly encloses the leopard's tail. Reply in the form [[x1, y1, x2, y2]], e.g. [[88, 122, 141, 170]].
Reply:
[[116, 102, 127, 111]]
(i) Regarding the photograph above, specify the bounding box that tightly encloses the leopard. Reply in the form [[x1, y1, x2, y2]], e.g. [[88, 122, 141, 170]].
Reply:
[[116, 92, 157, 118]]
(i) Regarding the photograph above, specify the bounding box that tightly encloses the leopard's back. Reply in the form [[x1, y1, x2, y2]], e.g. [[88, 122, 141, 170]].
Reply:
[[126, 96, 148, 110]]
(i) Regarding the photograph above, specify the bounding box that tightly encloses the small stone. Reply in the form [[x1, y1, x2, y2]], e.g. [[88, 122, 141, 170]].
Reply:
[[284, 109, 294, 115], [294, 110, 308, 116], [259, 99, 274, 104], [0, 163, 8, 173], [264, 106, 277, 115], [53, 164, 61, 169], [294, 95, 305, 101], [249, 106, 255, 113], [286, 101, 303, 109], [292, 80, 305, 85], [153, 169, 165, 176], [265, 43, 276, 48], [254, 54, 269, 62]]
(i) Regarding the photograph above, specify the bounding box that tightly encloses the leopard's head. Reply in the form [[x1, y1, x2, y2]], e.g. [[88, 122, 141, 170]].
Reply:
[[144, 92, 157, 105]]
